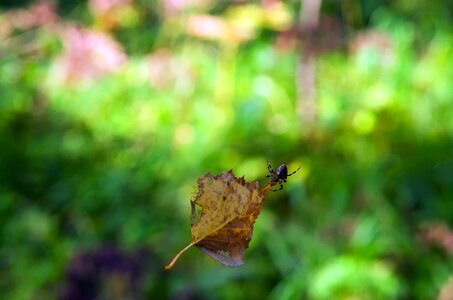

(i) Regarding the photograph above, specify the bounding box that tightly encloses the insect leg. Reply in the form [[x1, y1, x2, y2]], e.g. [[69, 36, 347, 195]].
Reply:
[[271, 182, 284, 192], [287, 165, 302, 177], [266, 160, 274, 174]]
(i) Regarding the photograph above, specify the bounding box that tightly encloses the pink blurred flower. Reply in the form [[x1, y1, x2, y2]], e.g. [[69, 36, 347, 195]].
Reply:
[[0, 0, 57, 38], [349, 30, 395, 67], [147, 49, 194, 93], [147, 49, 175, 89], [350, 30, 392, 54], [187, 15, 231, 42], [420, 221, 453, 254], [53, 25, 127, 84]]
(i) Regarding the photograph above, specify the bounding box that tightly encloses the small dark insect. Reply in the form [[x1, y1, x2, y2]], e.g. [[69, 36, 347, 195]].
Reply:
[[266, 161, 301, 192]]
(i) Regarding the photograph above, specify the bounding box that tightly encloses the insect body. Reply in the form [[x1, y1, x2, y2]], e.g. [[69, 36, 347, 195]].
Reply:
[[266, 161, 301, 191]]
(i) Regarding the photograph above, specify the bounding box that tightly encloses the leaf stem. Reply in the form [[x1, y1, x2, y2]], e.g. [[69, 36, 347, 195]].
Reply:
[[260, 182, 275, 196], [165, 241, 197, 270]]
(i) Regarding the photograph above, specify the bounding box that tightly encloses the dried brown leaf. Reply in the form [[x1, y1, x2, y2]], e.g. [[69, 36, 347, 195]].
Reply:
[[165, 170, 265, 269]]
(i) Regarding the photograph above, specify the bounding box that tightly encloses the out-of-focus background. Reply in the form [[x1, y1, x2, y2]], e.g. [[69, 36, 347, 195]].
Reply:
[[1, 0, 453, 299]]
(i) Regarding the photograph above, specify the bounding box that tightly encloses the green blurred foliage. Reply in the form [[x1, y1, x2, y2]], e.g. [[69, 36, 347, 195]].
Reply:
[[1, 0, 453, 299]]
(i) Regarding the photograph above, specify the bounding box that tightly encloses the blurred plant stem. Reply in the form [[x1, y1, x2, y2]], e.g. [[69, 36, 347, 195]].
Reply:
[[297, 0, 321, 129]]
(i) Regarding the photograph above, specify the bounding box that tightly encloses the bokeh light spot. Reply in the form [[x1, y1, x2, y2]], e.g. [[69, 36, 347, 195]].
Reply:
[[352, 110, 376, 135], [174, 123, 195, 147]]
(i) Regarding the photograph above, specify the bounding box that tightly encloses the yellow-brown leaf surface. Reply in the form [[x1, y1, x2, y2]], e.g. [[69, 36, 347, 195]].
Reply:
[[165, 170, 265, 269]]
